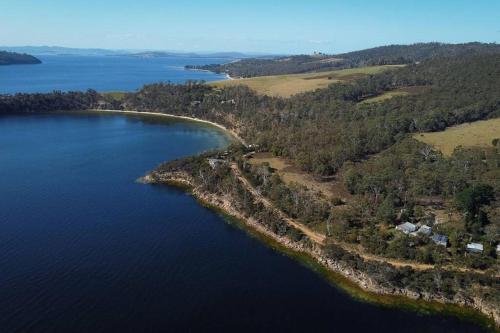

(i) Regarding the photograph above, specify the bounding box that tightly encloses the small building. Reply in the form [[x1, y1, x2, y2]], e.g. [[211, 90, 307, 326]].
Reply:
[[395, 222, 417, 234], [466, 243, 483, 254], [431, 234, 448, 247], [496, 244, 500, 254], [417, 225, 432, 236], [207, 158, 227, 169]]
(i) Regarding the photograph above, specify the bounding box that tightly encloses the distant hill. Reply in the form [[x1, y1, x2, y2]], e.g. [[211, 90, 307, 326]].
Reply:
[[187, 42, 500, 78], [126, 51, 266, 59], [0, 51, 41, 65], [0, 46, 127, 56], [0, 46, 270, 59], [335, 42, 500, 66]]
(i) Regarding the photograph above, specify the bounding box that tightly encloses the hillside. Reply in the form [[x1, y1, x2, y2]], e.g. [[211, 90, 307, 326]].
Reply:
[[186, 42, 500, 78], [0, 51, 41, 65], [210, 65, 403, 97], [415, 118, 500, 156]]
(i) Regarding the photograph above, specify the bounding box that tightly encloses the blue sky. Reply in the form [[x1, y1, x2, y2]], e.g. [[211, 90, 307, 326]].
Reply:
[[1, 0, 499, 53]]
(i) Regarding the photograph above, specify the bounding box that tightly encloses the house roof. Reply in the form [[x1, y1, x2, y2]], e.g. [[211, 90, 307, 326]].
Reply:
[[431, 234, 448, 244], [396, 222, 417, 233], [418, 225, 432, 235], [466, 243, 483, 251]]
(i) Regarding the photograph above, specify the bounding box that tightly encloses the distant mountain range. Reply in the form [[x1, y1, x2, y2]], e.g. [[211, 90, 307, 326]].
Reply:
[[0, 46, 132, 56], [124, 51, 267, 59], [0, 46, 274, 59], [0, 51, 41, 65]]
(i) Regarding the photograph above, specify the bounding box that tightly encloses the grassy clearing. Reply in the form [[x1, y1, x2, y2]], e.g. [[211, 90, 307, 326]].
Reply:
[[247, 152, 351, 200], [102, 91, 126, 100], [414, 118, 500, 156], [359, 86, 428, 105], [211, 65, 404, 98]]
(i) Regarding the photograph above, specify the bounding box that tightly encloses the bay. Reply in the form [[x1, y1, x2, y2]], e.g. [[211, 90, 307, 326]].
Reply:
[[0, 55, 226, 94], [0, 113, 490, 332]]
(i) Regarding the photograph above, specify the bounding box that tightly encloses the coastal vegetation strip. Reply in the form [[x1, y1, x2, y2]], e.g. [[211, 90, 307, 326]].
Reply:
[[141, 152, 500, 330]]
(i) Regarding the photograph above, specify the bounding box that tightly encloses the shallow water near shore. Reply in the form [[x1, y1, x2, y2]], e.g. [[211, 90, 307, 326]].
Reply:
[[0, 112, 494, 332]]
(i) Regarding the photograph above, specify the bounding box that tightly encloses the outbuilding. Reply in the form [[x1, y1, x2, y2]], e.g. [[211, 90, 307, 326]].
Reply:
[[466, 243, 483, 254], [431, 234, 448, 247], [417, 225, 432, 236], [207, 158, 227, 169], [396, 222, 417, 234]]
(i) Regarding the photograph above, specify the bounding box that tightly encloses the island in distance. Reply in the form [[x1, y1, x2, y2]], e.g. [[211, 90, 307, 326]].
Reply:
[[0, 51, 41, 65]]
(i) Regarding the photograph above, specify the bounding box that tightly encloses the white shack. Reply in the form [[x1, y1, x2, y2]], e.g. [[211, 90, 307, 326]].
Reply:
[[396, 222, 417, 234], [466, 243, 483, 254]]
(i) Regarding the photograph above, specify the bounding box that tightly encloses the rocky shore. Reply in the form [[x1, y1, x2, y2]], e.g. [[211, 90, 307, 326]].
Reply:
[[140, 170, 500, 329]]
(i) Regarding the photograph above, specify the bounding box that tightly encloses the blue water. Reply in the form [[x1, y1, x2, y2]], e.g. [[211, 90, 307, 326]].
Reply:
[[0, 55, 226, 94], [0, 113, 489, 332]]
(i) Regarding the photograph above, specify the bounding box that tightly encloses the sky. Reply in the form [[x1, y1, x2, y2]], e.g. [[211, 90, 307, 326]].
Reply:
[[1, 0, 499, 54]]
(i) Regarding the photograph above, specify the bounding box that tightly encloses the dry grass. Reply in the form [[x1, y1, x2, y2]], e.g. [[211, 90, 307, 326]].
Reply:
[[102, 92, 126, 100], [359, 86, 428, 105], [211, 65, 404, 98], [247, 152, 351, 200], [414, 118, 500, 156]]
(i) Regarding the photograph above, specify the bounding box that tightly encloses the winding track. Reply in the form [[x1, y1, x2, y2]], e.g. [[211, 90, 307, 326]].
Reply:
[[231, 163, 497, 276]]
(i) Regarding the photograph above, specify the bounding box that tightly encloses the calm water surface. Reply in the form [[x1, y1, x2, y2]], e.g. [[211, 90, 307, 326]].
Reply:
[[0, 113, 490, 332], [0, 55, 226, 94]]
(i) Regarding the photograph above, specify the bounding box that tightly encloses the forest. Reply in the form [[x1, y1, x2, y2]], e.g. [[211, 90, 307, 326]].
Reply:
[[129, 51, 500, 274], [0, 51, 41, 65], [0, 90, 99, 113]]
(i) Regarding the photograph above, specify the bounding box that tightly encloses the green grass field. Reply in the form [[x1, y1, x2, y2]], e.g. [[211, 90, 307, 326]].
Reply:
[[414, 118, 500, 156], [211, 65, 404, 98]]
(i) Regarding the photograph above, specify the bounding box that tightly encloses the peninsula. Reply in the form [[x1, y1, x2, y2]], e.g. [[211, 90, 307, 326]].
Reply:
[[1, 42, 499, 330]]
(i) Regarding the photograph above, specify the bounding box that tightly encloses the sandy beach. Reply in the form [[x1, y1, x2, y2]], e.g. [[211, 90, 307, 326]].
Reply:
[[86, 109, 246, 145]]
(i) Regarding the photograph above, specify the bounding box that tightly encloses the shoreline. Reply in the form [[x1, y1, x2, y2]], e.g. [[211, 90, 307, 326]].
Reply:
[[141, 171, 500, 332], [87, 109, 498, 330], [86, 109, 246, 146]]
